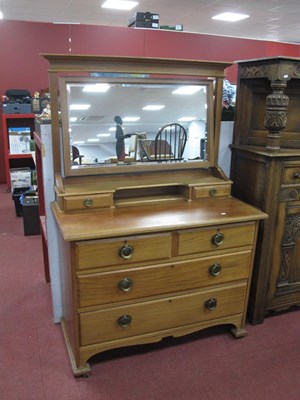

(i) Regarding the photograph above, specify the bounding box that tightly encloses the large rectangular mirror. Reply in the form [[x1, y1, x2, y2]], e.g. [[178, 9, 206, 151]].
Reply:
[[59, 74, 215, 176]]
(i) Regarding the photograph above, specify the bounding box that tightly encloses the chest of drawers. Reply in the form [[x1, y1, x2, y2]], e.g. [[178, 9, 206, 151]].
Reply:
[[53, 198, 265, 376]]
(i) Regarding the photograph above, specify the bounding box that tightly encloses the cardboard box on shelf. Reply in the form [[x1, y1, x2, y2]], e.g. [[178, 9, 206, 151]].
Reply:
[[10, 167, 32, 191], [9, 127, 31, 154]]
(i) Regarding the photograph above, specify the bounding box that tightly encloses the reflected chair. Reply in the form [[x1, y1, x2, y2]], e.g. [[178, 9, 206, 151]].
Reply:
[[141, 123, 187, 162], [72, 146, 84, 165]]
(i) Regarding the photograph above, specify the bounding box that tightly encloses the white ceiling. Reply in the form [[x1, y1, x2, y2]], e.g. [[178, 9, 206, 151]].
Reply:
[[1, 0, 300, 44]]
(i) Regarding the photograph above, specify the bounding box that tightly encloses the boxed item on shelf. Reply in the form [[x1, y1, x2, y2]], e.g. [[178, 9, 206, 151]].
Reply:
[[10, 167, 32, 191], [2, 103, 32, 114], [8, 127, 31, 154], [128, 11, 159, 28]]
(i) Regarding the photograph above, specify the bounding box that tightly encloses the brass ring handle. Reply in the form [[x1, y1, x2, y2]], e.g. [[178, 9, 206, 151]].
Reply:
[[209, 188, 217, 197], [83, 198, 94, 208], [118, 278, 133, 292], [293, 172, 300, 179], [118, 244, 134, 260], [118, 314, 132, 328], [209, 263, 222, 277], [211, 232, 224, 246], [204, 298, 217, 311]]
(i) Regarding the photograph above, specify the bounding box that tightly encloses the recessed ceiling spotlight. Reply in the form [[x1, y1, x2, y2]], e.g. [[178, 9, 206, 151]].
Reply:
[[101, 0, 139, 11], [212, 12, 250, 22]]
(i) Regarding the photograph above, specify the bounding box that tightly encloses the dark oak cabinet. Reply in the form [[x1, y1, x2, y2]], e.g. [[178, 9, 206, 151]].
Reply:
[[230, 57, 300, 324]]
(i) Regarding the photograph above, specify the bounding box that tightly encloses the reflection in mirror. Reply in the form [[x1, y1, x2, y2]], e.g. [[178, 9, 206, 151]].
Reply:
[[64, 78, 210, 168]]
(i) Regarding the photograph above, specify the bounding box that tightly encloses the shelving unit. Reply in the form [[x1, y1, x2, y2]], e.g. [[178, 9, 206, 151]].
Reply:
[[2, 113, 35, 191]]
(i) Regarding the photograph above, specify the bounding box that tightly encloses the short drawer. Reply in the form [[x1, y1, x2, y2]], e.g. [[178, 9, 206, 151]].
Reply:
[[281, 166, 300, 185], [79, 282, 247, 346], [75, 233, 172, 271], [192, 184, 231, 199], [63, 193, 113, 212], [177, 223, 255, 256], [77, 251, 252, 307]]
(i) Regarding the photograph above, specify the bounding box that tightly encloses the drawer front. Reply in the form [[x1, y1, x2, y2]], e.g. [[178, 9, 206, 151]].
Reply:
[[192, 184, 231, 199], [282, 166, 300, 185], [79, 283, 247, 346], [178, 223, 255, 256], [77, 251, 252, 307], [63, 193, 113, 212], [75, 233, 172, 270]]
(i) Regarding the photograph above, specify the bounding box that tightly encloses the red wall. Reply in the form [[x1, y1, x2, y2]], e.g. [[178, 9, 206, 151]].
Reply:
[[0, 20, 299, 182]]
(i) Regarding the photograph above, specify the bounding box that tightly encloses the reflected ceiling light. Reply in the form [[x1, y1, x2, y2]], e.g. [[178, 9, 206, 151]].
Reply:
[[0, 11, 3, 19], [69, 104, 91, 110], [178, 117, 197, 122], [109, 127, 116, 131], [123, 116, 140, 121], [142, 105, 165, 111], [87, 138, 100, 142], [172, 86, 201, 95], [82, 83, 110, 92], [73, 141, 85, 144], [96, 133, 111, 137], [212, 12, 249, 22], [101, 0, 139, 10], [70, 117, 77, 122]]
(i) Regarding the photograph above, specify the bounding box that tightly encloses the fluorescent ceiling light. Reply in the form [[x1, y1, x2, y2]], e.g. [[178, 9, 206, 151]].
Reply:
[[69, 104, 91, 110], [73, 141, 85, 144], [70, 117, 77, 122], [142, 105, 165, 111], [123, 116, 140, 122], [96, 133, 111, 137], [109, 127, 116, 131], [0, 12, 3, 19], [178, 117, 197, 122], [83, 83, 110, 92], [101, 0, 139, 10], [173, 86, 201, 95], [212, 12, 249, 22], [87, 138, 100, 142]]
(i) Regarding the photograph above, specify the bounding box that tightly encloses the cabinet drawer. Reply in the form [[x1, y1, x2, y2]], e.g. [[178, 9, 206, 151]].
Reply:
[[281, 166, 300, 185], [77, 251, 252, 307], [75, 233, 172, 271], [192, 184, 231, 199], [178, 223, 255, 256], [79, 283, 247, 346], [63, 193, 113, 212]]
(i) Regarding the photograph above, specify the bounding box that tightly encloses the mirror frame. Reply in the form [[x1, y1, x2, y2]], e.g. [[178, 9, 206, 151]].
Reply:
[[41, 54, 231, 178]]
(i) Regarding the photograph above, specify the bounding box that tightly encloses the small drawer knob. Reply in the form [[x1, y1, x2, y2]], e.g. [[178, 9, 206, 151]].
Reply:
[[83, 198, 94, 208], [205, 298, 217, 311], [211, 232, 224, 246], [209, 263, 222, 277], [293, 172, 300, 179], [118, 243, 134, 260], [118, 314, 132, 328], [118, 278, 133, 292], [209, 188, 217, 197]]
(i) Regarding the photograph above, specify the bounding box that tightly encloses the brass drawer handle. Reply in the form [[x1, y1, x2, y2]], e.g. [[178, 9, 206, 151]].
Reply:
[[118, 243, 134, 260], [209, 263, 222, 277], [211, 232, 224, 246], [118, 314, 132, 328], [293, 172, 300, 179], [205, 298, 217, 311], [83, 198, 94, 208], [118, 278, 133, 292], [209, 188, 217, 197]]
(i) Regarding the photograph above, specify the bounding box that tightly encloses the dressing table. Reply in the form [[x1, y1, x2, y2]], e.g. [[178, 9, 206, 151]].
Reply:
[[42, 54, 266, 376]]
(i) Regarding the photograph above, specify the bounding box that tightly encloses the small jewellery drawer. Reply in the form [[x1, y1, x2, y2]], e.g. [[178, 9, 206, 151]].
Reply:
[[75, 233, 172, 271], [63, 193, 113, 212], [192, 184, 231, 199], [281, 166, 300, 185], [77, 251, 252, 307], [79, 283, 247, 346], [177, 223, 255, 256]]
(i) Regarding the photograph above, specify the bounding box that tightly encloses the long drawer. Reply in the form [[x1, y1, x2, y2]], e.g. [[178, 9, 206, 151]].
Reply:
[[79, 282, 247, 346], [75, 232, 172, 270], [177, 223, 255, 256], [77, 251, 252, 307]]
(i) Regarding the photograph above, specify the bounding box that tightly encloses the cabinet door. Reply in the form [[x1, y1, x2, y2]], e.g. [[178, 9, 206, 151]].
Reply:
[[268, 201, 300, 309]]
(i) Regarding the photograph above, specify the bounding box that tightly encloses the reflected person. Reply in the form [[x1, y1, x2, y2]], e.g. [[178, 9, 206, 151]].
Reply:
[[114, 115, 131, 162]]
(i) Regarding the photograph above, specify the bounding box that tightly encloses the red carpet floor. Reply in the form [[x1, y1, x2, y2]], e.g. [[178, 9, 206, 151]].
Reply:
[[0, 184, 300, 400]]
